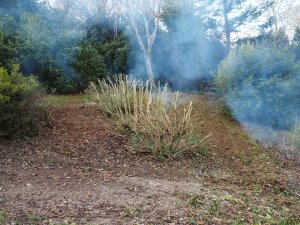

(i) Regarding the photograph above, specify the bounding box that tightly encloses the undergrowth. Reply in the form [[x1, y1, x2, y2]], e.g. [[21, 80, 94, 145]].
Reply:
[[0, 65, 44, 139], [87, 75, 210, 158], [291, 122, 300, 149]]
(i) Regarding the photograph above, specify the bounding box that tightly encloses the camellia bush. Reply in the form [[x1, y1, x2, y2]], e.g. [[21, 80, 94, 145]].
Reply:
[[215, 43, 300, 130], [0, 64, 42, 139]]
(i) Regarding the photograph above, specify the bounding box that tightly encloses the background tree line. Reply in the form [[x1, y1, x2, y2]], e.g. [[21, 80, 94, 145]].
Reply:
[[0, 0, 299, 91], [1, 0, 300, 138]]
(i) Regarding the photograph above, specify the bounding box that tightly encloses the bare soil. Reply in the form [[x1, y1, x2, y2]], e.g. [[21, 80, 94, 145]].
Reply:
[[0, 95, 299, 224]]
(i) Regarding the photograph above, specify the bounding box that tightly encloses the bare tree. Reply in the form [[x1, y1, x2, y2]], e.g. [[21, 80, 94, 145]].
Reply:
[[84, 0, 120, 38], [52, 0, 74, 14], [290, 5, 300, 27], [267, 0, 294, 32], [117, 0, 173, 81], [81, 0, 110, 20]]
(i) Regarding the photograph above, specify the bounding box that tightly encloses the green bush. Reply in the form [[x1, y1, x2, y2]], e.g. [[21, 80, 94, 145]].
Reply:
[[52, 75, 77, 94], [74, 25, 130, 90], [215, 43, 300, 130], [74, 40, 108, 90], [0, 20, 19, 70], [0, 64, 42, 139], [293, 27, 300, 61]]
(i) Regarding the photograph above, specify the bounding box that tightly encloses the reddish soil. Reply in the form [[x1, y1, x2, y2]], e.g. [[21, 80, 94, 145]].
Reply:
[[0, 97, 299, 224]]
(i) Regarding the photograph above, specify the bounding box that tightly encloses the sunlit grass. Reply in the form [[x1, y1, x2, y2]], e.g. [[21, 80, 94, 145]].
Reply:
[[42, 94, 93, 107]]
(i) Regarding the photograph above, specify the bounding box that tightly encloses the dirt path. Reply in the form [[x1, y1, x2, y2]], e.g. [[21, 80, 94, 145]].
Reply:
[[0, 101, 299, 224]]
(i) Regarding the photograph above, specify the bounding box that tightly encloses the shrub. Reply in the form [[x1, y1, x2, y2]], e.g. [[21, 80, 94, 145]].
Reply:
[[74, 26, 130, 91], [74, 40, 108, 90], [292, 124, 300, 150], [0, 64, 42, 139], [215, 43, 300, 130], [0, 27, 18, 69], [87, 76, 210, 158], [52, 75, 77, 94], [293, 27, 300, 61], [86, 24, 130, 76]]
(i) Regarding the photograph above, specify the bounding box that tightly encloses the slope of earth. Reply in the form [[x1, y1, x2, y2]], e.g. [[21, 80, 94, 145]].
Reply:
[[0, 94, 299, 225]]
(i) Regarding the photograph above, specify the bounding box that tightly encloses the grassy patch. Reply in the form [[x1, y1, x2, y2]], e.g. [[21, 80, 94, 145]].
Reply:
[[0, 210, 45, 225], [251, 184, 262, 193], [42, 94, 93, 107], [122, 208, 141, 218], [209, 198, 220, 215], [0, 210, 79, 225], [49, 221, 77, 225], [188, 195, 202, 206], [0, 210, 9, 225]]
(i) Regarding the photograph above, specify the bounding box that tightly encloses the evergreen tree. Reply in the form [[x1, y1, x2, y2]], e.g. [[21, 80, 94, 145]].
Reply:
[[293, 27, 300, 61], [206, 0, 273, 52]]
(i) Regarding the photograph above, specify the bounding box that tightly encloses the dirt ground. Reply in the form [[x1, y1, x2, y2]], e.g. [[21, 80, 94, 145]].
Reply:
[[0, 95, 299, 224]]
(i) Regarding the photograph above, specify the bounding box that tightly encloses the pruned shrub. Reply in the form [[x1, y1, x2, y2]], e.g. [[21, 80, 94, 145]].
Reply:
[[215, 43, 300, 130], [87, 76, 210, 158], [0, 64, 43, 139]]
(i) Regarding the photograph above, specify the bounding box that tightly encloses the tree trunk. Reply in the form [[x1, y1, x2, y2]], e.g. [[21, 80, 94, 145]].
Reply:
[[223, 1, 231, 54], [144, 52, 154, 82], [225, 31, 231, 54]]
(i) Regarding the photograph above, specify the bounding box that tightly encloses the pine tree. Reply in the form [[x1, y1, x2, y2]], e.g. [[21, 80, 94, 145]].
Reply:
[[206, 0, 273, 53], [293, 27, 300, 61]]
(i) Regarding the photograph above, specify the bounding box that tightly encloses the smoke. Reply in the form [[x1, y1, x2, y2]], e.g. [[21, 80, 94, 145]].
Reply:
[[0, 0, 84, 79], [1, 0, 299, 159], [123, 3, 226, 90], [217, 43, 300, 160], [0, 0, 226, 91], [152, 6, 225, 90]]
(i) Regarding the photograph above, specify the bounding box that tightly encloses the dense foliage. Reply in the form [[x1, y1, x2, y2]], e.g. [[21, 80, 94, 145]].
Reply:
[[216, 43, 300, 130], [0, 1, 300, 122], [0, 65, 42, 139], [293, 27, 300, 61], [0, 10, 130, 93], [74, 25, 130, 90]]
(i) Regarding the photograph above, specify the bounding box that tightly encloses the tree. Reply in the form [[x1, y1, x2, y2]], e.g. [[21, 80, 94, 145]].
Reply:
[[264, 0, 295, 33], [0, 64, 41, 139], [0, 0, 38, 16], [117, 0, 173, 81], [293, 26, 300, 61], [0, 16, 19, 69], [206, 0, 272, 52], [48, 0, 76, 16], [289, 5, 300, 28], [152, 3, 226, 90], [74, 40, 107, 90], [215, 43, 299, 130], [94, 27, 130, 76]]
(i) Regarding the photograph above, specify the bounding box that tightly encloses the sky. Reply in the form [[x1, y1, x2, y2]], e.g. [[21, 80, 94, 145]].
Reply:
[[44, 0, 300, 40]]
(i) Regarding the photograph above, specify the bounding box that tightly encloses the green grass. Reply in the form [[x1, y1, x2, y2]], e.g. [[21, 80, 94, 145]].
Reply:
[[0, 210, 78, 225], [42, 94, 93, 107], [122, 208, 141, 218], [0, 210, 9, 225], [188, 195, 202, 206], [0, 210, 44, 225], [209, 198, 220, 215]]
